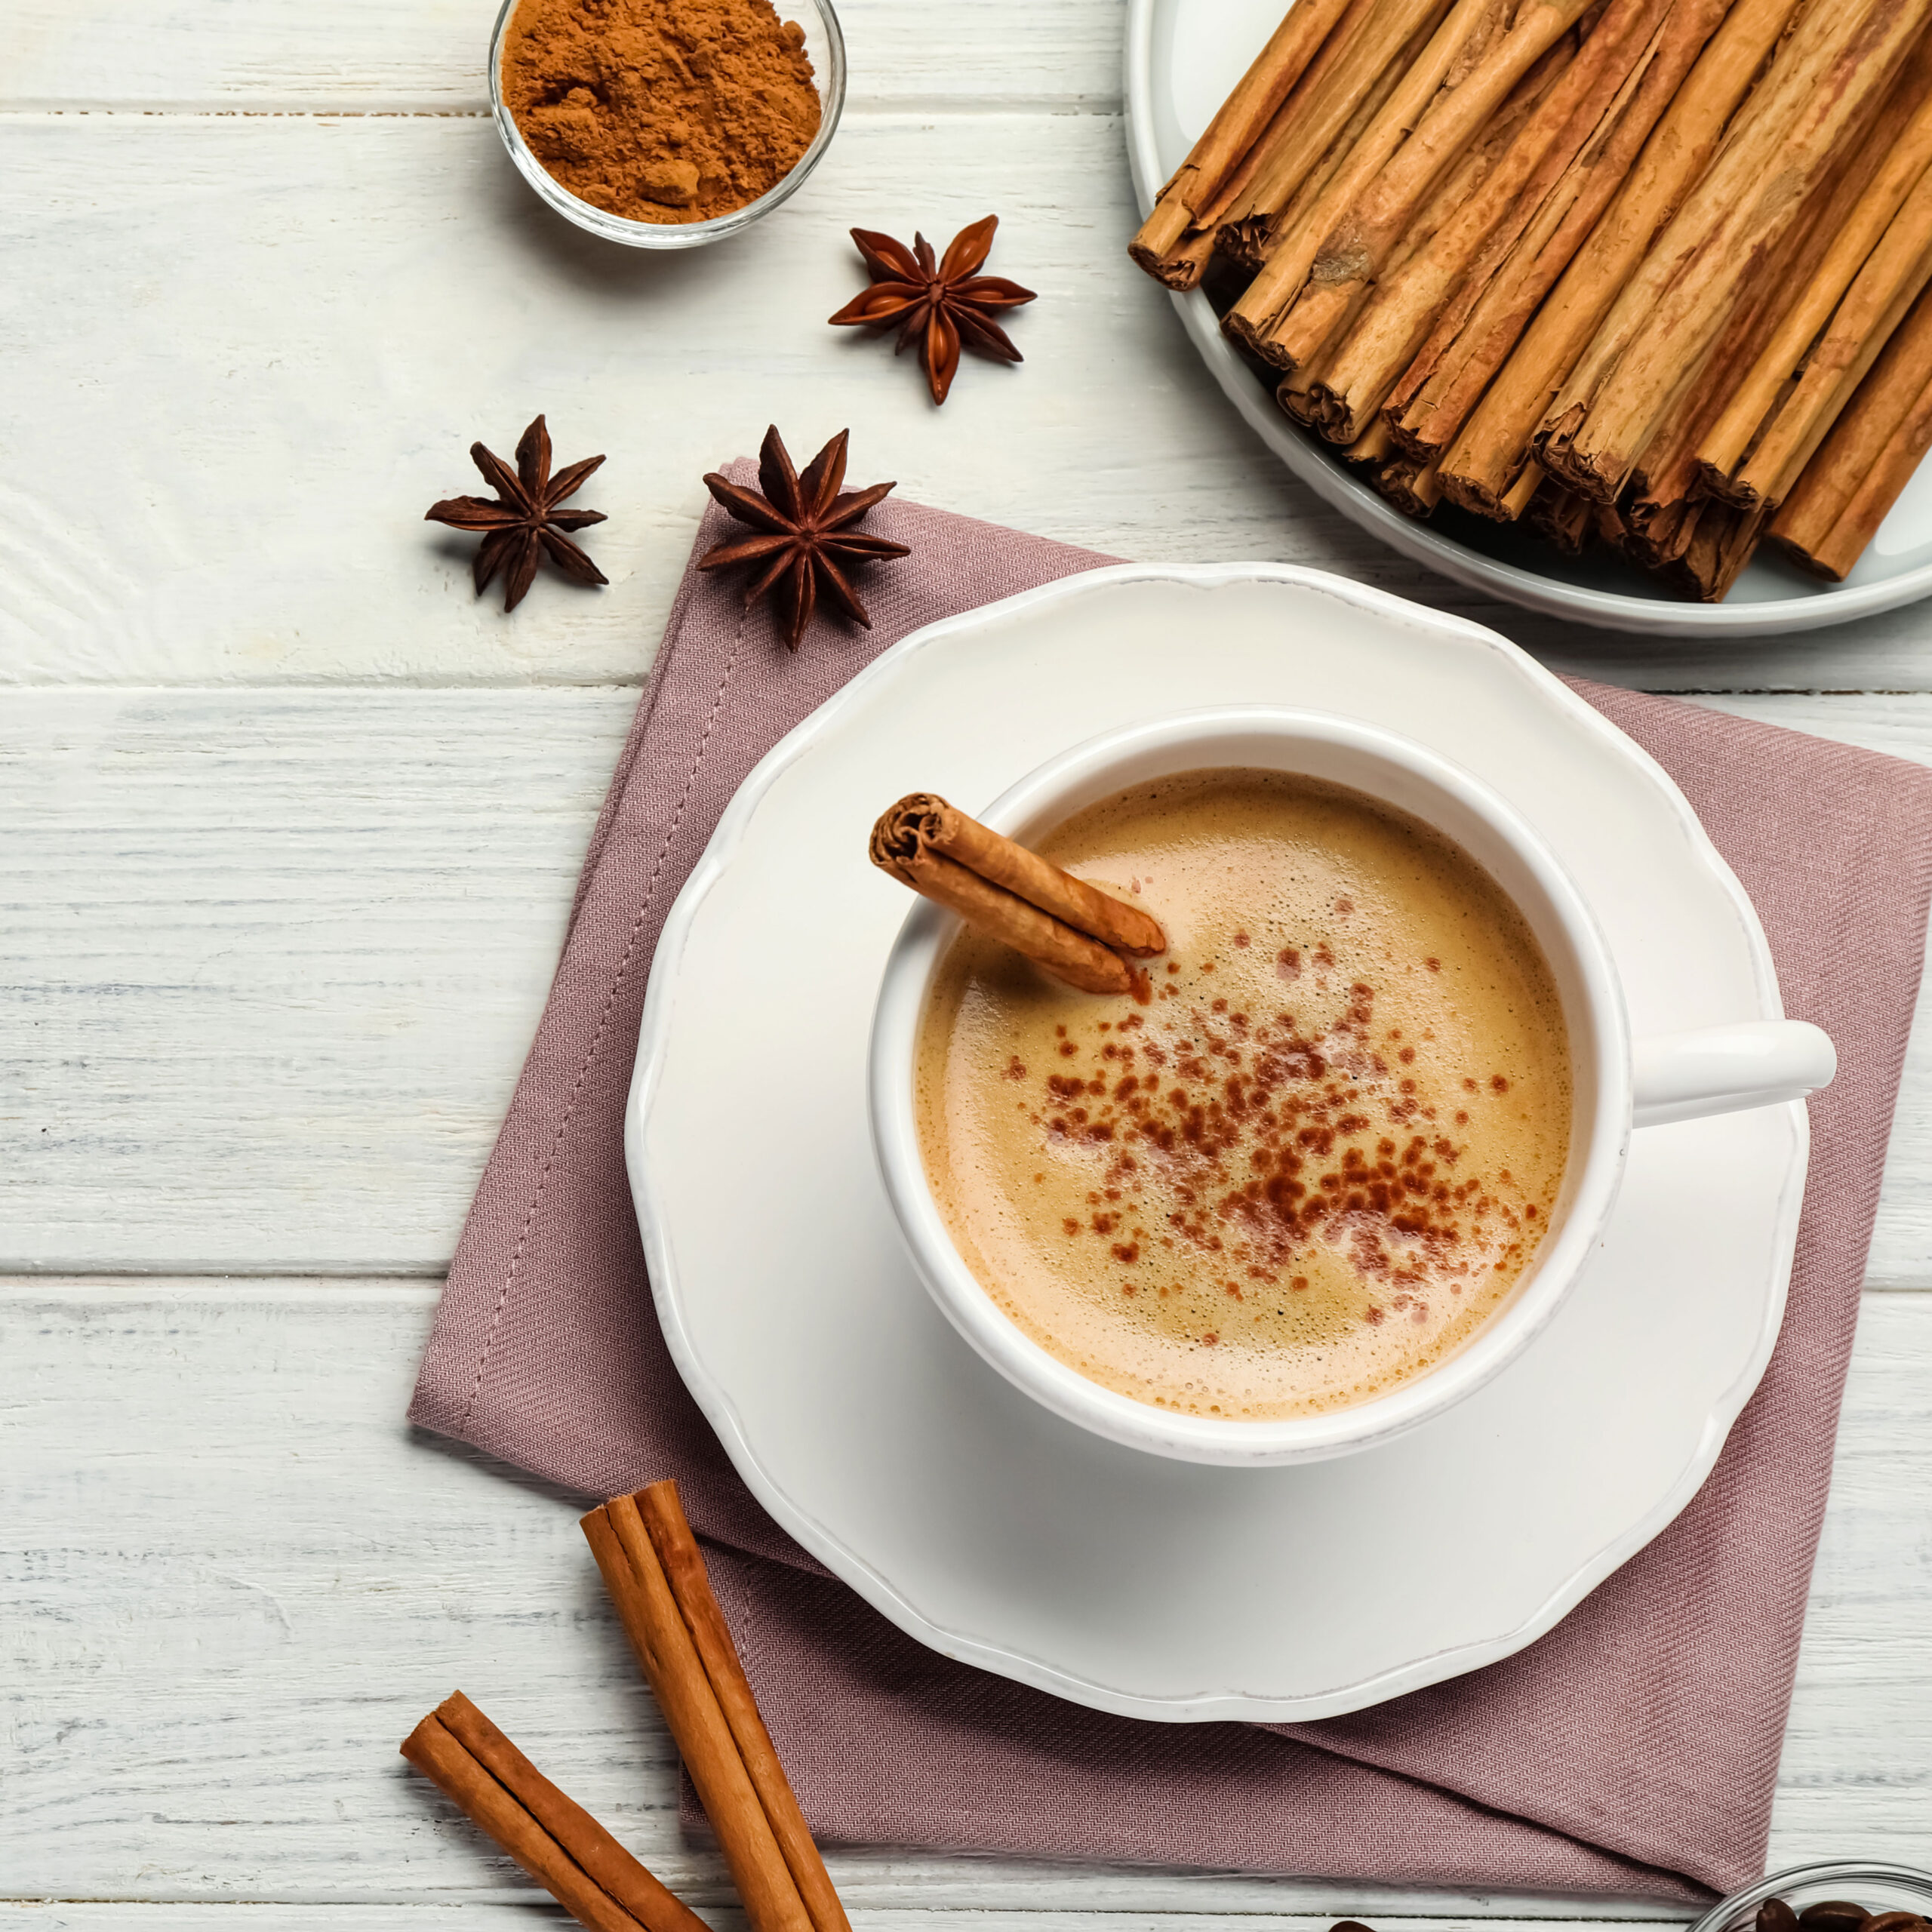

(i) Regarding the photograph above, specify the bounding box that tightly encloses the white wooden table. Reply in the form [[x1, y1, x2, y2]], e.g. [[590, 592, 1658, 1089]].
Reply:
[[5, 4, 1929, 1927]]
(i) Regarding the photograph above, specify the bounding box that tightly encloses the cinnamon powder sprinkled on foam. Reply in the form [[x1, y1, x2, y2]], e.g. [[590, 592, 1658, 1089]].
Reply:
[[916, 770, 1571, 1420]]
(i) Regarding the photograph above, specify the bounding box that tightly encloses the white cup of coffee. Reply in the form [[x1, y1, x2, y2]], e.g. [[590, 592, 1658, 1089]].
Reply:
[[868, 708, 1835, 1466]]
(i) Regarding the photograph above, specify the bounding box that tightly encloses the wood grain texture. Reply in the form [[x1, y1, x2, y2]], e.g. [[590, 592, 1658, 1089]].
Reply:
[[4, 686, 1929, 1279], [5, 109, 1932, 694], [0, 688, 630, 1271], [4, 1281, 1926, 1903], [2, 0, 1123, 112], [0, 1915, 1700, 1931]]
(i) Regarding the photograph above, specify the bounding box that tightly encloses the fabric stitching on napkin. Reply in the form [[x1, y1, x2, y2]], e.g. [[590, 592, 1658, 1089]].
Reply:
[[457, 596, 755, 1431], [569, 525, 716, 941]]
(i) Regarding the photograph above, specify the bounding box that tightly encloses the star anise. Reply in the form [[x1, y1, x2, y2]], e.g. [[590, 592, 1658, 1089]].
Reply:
[[828, 215, 1037, 405], [425, 414, 608, 611], [697, 426, 912, 651]]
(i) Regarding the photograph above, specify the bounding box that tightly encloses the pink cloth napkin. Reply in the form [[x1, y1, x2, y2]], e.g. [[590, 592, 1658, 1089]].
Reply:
[[411, 475, 1932, 1902]]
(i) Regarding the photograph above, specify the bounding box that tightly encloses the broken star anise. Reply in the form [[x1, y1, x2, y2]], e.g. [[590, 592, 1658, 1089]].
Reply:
[[697, 426, 912, 651], [828, 215, 1037, 405], [425, 414, 608, 612]]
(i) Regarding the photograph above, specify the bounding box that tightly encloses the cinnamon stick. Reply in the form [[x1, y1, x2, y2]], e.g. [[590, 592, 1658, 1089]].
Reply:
[[1432, 0, 1806, 511], [1501, 459, 1546, 518], [1274, 93, 1534, 426], [1225, 0, 1530, 362], [1246, 0, 1601, 368], [870, 792, 1163, 997], [1622, 495, 1699, 568], [1279, 356, 1331, 423], [1309, 0, 1684, 441], [1374, 451, 1446, 512], [1214, 0, 1457, 275], [1723, 165, 1932, 509], [1619, 127, 1868, 558], [1131, 0, 1361, 285], [583, 1499, 814, 1932], [635, 1482, 850, 1932], [1658, 499, 1767, 598], [1527, 475, 1596, 552], [1693, 29, 1932, 494], [1625, 491, 1706, 571], [1383, 0, 1697, 462], [1770, 279, 1932, 573], [1269, 16, 1589, 381], [401, 1694, 709, 1932], [874, 794, 1164, 954], [1306, 4, 1657, 444], [1344, 415, 1401, 463], [869, 849, 1134, 995], [1536, 0, 1932, 502]]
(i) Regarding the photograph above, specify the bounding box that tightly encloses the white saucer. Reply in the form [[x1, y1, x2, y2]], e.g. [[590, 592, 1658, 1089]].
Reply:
[[1124, 0, 1932, 636], [628, 566, 1805, 1722]]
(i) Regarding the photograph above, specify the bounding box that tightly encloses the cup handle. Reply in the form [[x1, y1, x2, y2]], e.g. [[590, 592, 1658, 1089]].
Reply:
[[1630, 1020, 1837, 1129]]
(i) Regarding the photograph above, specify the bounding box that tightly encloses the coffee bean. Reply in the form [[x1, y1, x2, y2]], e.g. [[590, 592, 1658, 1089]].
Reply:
[[1798, 1903, 1871, 1931], [1758, 1899, 1801, 1932], [1859, 1912, 1926, 1932]]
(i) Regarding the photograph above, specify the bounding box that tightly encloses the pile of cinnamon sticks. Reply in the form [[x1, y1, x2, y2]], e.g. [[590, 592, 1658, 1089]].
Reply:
[[1132, 0, 1932, 596], [402, 1481, 847, 1932]]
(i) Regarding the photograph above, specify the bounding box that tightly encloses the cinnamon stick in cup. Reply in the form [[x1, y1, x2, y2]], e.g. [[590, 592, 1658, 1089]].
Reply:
[[870, 792, 1165, 998], [401, 1691, 709, 1932]]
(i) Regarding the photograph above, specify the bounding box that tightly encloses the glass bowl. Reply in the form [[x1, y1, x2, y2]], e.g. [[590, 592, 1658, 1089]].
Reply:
[[1693, 1862, 1932, 1932], [488, 0, 845, 250]]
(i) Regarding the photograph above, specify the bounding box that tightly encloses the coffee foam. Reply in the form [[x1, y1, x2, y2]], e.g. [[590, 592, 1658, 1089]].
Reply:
[[914, 769, 1572, 1421]]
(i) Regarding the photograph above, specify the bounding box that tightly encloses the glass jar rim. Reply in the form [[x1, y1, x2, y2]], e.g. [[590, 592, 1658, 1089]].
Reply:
[[1690, 1860, 1932, 1932]]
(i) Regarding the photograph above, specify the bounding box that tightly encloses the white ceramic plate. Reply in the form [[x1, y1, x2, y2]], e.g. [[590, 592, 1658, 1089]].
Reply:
[[1124, 0, 1932, 636], [629, 566, 1806, 1721]]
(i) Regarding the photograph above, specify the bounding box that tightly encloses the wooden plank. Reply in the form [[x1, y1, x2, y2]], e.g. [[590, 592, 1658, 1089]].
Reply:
[[4, 687, 1930, 1277], [0, 688, 632, 1272], [5, 110, 1930, 694], [0, 1914, 1696, 1932], [3, 1281, 1925, 1902], [3, 0, 1123, 113], [0, 1909, 1692, 1924]]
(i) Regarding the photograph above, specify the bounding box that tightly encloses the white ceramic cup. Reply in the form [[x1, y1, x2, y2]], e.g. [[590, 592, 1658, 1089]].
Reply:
[[868, 707, 1836, 1466]]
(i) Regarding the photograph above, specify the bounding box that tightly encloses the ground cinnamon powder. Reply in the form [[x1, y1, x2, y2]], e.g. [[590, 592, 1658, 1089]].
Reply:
[[501, 0, 821, 226]]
